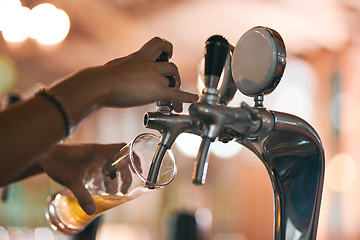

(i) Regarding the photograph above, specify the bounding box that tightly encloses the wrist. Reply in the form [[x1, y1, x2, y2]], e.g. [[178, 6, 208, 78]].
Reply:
[[49, 66, 107, 127]]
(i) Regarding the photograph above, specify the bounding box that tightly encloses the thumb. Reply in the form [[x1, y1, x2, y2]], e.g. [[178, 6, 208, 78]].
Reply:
[[68, 181, 96, 215]]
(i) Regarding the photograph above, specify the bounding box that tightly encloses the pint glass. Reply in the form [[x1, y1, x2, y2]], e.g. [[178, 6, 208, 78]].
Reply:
[[45, 133, 176, 235]]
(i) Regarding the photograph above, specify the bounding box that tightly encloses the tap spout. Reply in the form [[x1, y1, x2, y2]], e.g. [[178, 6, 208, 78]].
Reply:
[[192, 137, 212, 185], [144, 111, 202, 185], [146, 144, 168, 186]]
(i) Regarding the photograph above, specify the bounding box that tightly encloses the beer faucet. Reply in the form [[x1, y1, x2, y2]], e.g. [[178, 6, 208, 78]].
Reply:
[[145, 52, 203, 185], [144, 26, 325, 240]]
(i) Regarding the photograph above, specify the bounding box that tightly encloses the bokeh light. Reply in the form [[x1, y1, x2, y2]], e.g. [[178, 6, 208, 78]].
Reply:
[[326, 153, 357, 193], [211, 140, 242, 158], [2, 6, 30, 43], [0, 1, 70, 45], [175, 133, 242, 159], [195, 208, 213, 229], [34, 227, 55, 240], [0, 227, 9, 240], [175, 133, 202, 158], [331, 92, 360, 133], [266, 57, 317, 122], [0, 0, 22, 31], [29, 3, 70, 45], [0, 56, 17, 96]]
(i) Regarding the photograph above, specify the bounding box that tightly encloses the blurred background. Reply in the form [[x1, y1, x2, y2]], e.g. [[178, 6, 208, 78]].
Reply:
[[0, 0, 360, 239]]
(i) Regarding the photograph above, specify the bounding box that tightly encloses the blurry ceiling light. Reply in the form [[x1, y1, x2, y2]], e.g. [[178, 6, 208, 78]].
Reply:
[[211, 140, 242, 159], [266, 57, 317, 122], [175, 133, 202, 158], [29, 3, 70, 45], [2, 6, 30, 43], [0, 0, 22, 31], [195, 208, 213, 229], [326, 153, 356, 193], [175, 133, 242, 159], [269, 85, 313, 121]]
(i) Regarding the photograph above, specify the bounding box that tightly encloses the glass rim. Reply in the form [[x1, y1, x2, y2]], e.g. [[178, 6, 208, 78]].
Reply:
[[129, 133, 177, 187]]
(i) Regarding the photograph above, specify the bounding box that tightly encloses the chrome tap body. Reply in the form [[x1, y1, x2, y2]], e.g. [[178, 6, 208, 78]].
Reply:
[[244, 111, 324, 240], [144, 112, 202, 185], [144, 30, 325, 239]]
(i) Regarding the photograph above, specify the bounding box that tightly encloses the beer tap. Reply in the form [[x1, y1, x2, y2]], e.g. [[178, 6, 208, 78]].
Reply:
[[144, 27, 325, 240], [192, 27, 324, 239], [145, 53, 202, 186], [189, 35, 275, 185]]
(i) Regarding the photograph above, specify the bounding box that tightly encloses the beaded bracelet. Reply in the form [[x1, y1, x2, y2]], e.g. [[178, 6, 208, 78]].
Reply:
[[36, 88, 75, 138]]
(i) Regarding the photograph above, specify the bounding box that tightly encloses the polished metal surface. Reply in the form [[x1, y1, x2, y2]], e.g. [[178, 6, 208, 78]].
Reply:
[[143, 111, 202, 184], [235, 111, 324, 239], [232, 26, 286, 97], [198, 51, 237, 105], [143, 27, 324, 240]]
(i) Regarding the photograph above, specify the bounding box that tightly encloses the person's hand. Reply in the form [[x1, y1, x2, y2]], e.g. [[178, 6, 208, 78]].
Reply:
[[102, 144, 142, 195], [99, 37, 199, 112], [49, 37, 198, 127], [36, 143, 125, 215]]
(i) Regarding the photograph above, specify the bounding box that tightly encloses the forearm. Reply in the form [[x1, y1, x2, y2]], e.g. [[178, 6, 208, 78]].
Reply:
[[0, 67, 107, 181], [0, 37, 199, 187], [0, 96, 66, 181], [48, 67, 107, 126], [0, 160, 43, 187]]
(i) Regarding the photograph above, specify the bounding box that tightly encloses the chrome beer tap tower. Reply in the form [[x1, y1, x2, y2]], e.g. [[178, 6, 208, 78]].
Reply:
[[145, 26, 325, 240]]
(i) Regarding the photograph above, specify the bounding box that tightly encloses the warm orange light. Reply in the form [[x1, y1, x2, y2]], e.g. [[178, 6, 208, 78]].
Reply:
[[0, 0, 22, 31], [326, 153, 357, 193], [0, 1, 70, 45], [2, 6, 30, 43], [29, 3, 70, 45]]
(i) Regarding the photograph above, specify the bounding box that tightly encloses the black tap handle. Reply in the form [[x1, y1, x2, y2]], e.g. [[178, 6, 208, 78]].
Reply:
[[204, 35, 229, 88]]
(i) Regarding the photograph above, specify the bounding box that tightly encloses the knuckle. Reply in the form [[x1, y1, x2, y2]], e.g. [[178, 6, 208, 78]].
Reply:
[[152, 36, 162, 43]]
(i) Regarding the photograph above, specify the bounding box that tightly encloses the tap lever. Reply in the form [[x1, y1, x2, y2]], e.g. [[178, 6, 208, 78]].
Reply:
[[204, 35, 230, 82], [240, 102, 260, 122], [155, 52, 175, 114], [202, 35, 230, 104]]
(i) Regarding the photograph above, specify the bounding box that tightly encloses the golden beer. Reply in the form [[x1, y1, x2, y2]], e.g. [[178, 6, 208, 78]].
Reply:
[[45, 133, 176, 235], [46, 189, 137, 235]]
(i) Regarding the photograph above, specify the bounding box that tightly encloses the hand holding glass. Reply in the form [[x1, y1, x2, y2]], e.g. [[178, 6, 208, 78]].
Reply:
[[45, 133, 176, 235]]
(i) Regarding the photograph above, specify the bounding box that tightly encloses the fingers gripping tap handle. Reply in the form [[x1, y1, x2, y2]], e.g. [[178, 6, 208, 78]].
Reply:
[[155, 52, 175, 113], [146, 52, 175, 186], [156, 52, 176, 87]]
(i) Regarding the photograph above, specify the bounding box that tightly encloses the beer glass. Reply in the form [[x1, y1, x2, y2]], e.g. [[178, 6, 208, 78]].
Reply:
[[45, 133, 176, 235]]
